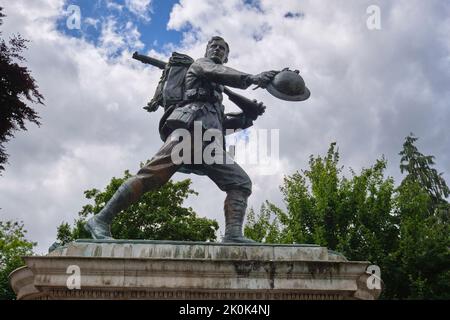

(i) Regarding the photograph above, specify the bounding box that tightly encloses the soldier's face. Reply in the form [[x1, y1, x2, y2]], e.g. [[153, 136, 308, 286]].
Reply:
[[206, 40, 228, 64]]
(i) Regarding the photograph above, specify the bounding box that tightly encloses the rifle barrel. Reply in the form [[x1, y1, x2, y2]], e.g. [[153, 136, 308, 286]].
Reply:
[[133, 53, 167, 70]]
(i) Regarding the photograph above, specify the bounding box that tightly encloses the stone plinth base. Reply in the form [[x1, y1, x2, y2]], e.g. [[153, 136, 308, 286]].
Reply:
[[10, 240, 381, 300]]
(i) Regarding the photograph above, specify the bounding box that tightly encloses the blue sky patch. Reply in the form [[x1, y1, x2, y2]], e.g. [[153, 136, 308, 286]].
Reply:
[[57, 0, 183, 54]]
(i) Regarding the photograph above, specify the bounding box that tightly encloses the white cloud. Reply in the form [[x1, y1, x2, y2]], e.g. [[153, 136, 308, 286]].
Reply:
[[105, 0, 124, 12], [167, 0, 450, 170], [1, 0, 449, 254], [84, 17, 100, 29], [165, 0, 450, 231], [98, 17, 144, 55], [125, 0, 153, 22], [0, 0, 160, 252]]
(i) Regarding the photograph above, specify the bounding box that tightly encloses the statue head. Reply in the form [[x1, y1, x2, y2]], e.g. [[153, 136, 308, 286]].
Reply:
[[205, 36, 229, 64]]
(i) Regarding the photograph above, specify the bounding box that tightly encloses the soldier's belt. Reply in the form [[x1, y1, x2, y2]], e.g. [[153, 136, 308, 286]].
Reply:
[[184, 88, 221, 103]]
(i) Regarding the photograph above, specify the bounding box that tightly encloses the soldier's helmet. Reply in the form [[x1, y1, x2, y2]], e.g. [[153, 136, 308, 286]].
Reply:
[[266, 69, 310, 101]]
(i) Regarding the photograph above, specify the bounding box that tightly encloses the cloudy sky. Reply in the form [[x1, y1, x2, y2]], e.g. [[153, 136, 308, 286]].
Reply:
[[1, 0, 449, 253]]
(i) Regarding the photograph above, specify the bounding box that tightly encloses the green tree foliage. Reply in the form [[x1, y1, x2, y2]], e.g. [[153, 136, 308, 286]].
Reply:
[[388, 180, 450, 299], [389, 134, 450, 299], [56, 170, 219, 244], [0, 7, 44, 173], [399, 134, 449, 205], [0, 220, 36, 300], [245, 203, 283, 243], [245, 137, 449, 299]]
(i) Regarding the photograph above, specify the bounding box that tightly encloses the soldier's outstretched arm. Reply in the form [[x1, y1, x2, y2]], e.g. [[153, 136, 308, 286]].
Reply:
[[191, 58, 278, 89]]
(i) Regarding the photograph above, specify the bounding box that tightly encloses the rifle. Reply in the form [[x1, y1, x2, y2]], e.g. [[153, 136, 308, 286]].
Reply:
[[132, 52, 167, 70], [132, 52, 265, 120]]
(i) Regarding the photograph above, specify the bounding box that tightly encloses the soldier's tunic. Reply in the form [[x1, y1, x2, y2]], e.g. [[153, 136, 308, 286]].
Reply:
[[136, 57, 255, 196]]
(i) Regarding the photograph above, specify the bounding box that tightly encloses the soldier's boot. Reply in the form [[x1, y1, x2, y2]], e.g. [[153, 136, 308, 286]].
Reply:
[[85, 177, 143, 240], [222, 190, 256, 243]]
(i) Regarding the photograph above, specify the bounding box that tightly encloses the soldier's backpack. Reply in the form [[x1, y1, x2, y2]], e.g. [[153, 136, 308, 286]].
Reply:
[[144, 52, 194, 112]]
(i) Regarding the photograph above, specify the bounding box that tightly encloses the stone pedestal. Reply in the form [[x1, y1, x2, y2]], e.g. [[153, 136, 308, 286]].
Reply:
[[9, 240, 381, 300]]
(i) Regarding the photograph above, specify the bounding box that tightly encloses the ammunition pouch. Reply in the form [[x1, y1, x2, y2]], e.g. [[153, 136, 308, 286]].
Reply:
[[164, 103, 202, 130]]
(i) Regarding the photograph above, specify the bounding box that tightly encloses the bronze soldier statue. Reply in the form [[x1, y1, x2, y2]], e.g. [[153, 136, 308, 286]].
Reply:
[[85, 36, 279, 243]]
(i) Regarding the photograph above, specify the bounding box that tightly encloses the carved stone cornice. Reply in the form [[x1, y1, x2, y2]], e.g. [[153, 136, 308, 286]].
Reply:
[[9, 240, 382, 300]]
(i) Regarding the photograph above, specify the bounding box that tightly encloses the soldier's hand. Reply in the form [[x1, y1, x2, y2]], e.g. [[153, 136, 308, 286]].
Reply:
[[250, 70, 279, 88], [253, 99, 266, 116]]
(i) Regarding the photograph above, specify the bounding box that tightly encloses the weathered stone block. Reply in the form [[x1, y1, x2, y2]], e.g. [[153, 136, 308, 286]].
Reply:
[[9, 240, 381, 300]]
